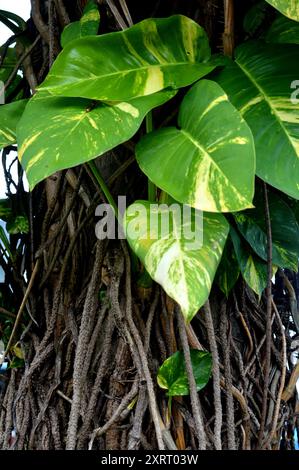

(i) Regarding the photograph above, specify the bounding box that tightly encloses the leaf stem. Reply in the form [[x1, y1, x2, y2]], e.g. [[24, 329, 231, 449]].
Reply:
[[146, 111, 156, 202], [166, 396, 172, 427], [87, 160, 119, 222]]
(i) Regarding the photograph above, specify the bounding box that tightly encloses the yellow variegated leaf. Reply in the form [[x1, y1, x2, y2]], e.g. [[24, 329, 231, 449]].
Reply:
[[39, 15, 214, 101], [61, 0, 100, 48], [136, 80, 255, 213], [124, 200, 229, 321], [266, 0, 299, 21], [17, 90, 175, 189], [12, 342, 24, 359]]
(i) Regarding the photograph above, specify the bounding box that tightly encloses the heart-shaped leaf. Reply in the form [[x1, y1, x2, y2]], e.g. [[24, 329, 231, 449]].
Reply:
[[61, 0, 100, 48], [136, 80, 255, 213], [124, 200, 229, 321], [265, 0, 299, 21], [39, 15, 214, 101], [0, 99, 28, 149], [233, 191, 299, 271], [157, 350, 212, 396], [215, 41, 299, 200], [17, 90, 175, 189]]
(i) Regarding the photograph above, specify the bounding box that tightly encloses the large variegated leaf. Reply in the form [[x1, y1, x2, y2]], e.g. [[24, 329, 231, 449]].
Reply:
[[230, 227, 268, 297], [0, 100, 28, 149], [39, 15, 214, 101], [124, 200, 229, 321], [215, 41, 299, 200], [136, 80, 255, 213], [17, 90, 175, 189], [266, 0, 299, 21], [61, 0, 100, 48], [233, 191, 299, 271], [266, 15, 299, 43]]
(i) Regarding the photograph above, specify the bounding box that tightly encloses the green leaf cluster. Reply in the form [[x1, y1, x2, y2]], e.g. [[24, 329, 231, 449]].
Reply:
[[0, 8, 298, 328]]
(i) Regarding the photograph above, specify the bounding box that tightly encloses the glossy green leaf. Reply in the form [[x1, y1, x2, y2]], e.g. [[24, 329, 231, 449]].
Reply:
[[124, 200, 229, 321], [266, 15, 299, 43], [215, 237, 240, 297], [233, 191, 299, 271], [17, 90, 175, 189], [215, 41, 299, 200], [61, 0, 100, 48], [136, 80, 255, 213], [39, 15, 214, 101], [0, 99, 28, 149], [80, 0, 100, 36], [230, 227, 268, 296], [157, 350, 212, 396], [265, 0, 299, 21]]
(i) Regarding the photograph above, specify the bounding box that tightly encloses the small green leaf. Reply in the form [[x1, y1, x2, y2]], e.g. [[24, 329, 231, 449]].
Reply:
[[0, 100, 28, 149], [230, 226, 269, 296], [80, 0, 100, 36], [136, 80, 255, 213], [61, 0, 100, 47], [265, 0, 299, 21], [157, 350, 212, 397], [233, 191, 299, 271], [17, 90, 175, 189], [6, 215, 29, 234], [124, 200, 229, 321], [40, 15, 214, 101]]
